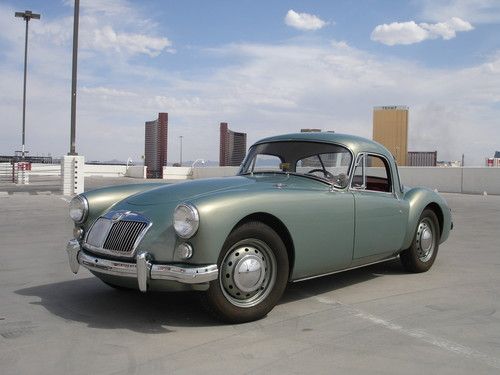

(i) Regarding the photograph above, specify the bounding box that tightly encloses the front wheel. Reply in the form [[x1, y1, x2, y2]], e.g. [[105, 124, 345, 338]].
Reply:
[[400, 209, 440, 273], [201, 221, 289, 323]]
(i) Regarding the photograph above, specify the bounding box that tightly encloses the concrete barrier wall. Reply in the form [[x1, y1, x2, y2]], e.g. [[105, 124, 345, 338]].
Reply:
[[462, 168, 500, 195], [64, 163, 499, 195], [191, 167, 240, 179], [125, 166, 147, 179], [84, 164, 127, 177], [30, 163, 61, 176], [163, 166, 192, 180], [398, 167, 462, 193], [399, 167, 500, 195]]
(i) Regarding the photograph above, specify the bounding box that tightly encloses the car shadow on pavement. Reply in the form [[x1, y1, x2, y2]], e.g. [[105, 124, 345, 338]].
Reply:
[[280, 258, 405, 304], [15, 259, 405, 332], [15, 277, 216, 333]]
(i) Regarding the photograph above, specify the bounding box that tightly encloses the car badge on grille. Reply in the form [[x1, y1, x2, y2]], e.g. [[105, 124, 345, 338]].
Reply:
[[112, 211, 130, 222]]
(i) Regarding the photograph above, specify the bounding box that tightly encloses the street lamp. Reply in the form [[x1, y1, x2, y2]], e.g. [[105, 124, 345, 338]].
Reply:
[[14, 10, 40, 159], [179, 136, 183, 166], [69, 0, 80, 155]]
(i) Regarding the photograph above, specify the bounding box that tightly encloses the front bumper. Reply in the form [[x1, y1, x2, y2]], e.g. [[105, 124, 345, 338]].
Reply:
[[66, 239, 218, 292]]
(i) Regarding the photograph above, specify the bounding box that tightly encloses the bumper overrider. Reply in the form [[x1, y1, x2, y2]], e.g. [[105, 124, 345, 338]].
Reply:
[[66, 239, 218, 292]]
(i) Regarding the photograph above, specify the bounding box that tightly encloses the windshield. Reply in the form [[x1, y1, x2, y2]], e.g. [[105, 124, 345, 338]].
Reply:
[[239, 141, 352, 187]]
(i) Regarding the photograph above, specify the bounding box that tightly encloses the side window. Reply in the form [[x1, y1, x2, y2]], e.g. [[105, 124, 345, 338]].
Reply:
[[366, 155, 392, 192], [351, 154, 392, 192], [252, 154, 283, 172], [351, 154, 365, 188]]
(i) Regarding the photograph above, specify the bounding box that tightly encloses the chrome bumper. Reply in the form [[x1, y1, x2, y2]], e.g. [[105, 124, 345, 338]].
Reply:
[[66, 239, 218, 292]]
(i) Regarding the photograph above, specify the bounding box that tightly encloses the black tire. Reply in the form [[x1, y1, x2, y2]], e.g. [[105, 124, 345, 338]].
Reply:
[[201, 221, 289, 323], [400, 209, 440, 273]]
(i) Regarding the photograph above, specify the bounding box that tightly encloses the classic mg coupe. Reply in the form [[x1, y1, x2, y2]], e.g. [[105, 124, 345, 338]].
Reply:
[[66, 133, 452, 323]]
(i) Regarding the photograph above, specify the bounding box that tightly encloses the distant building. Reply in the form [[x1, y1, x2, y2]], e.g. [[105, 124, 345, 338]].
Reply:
[[407, 151, 437, 166], [486, 151, 500, 167], [300, 128, 322, 133], [300, 129, 335, 133], [437, 161, 462, 168], [219, 122, 247, 167], [373, 106, 409, 166], [145, 112, 168, 178]]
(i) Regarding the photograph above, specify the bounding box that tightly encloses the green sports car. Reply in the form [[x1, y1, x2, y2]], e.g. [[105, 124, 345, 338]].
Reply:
[[66, 132, 452, 323]]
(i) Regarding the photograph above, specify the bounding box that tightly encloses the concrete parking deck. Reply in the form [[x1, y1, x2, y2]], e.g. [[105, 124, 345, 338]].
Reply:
[[0, 192, 499, 374]]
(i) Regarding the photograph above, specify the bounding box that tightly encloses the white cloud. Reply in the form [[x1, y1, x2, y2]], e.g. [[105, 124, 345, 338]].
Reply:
[[90, 26, 172, 57], [285, 9, 328, 31], [420, 17, 474, 40], [81, 86, 138, 97], [371, 17, 473, 45], [0, 3, 498, 166], [29, 2, 173, 58], [371, 21, 429, 45], [420, 0, 500, 24]]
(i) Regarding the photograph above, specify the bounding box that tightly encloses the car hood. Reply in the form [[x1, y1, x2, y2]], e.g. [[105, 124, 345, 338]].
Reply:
[[126, 176, 256, 205], [126, 174, 326, 206]]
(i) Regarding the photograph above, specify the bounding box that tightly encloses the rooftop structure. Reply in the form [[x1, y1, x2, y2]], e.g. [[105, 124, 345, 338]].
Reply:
[[219, 122, 247, 167], [145, 112, 168, 178], [373, 106, 409, 166], [408, 151, 437, 167]]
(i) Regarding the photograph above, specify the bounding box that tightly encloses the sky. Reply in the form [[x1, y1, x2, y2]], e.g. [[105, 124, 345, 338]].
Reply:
[[0, 0, 499, 165]]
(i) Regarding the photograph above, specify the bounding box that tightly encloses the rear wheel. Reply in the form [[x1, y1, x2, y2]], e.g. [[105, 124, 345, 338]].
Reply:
[[400, 209, 440, 273], [201, 221, 289, 323]]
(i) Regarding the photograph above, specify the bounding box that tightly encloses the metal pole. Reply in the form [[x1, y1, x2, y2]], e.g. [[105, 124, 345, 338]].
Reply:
[[21, 18, 28, 158], [179, 136, 183, 166], [69, 0, 79, 155], [15, 10, 40, 158]]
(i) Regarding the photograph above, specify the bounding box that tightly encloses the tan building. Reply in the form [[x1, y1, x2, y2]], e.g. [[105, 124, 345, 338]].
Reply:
[[373, 106, 409, 166]]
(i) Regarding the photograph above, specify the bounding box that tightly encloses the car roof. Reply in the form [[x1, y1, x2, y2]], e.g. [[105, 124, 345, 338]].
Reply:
[[253, 132, 394, 160]]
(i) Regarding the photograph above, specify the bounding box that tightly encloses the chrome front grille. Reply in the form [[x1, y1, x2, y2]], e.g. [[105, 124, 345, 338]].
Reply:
[[103, 221, 148, 252], [84, 211, 151, 258]]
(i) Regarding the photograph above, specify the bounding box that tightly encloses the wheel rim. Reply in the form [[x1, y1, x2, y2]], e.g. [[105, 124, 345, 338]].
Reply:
[[220, 239, 277, 308], [416, 219, 435, 262]]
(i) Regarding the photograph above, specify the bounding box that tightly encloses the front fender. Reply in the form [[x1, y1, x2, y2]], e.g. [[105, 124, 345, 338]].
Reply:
[[401, 187, 452, 250]]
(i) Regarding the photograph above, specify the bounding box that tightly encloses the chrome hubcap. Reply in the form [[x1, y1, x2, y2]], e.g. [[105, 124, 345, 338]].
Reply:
[[416, 220, 434, 262], [233, 254, 266, 292], [220, 239, 276, 308]]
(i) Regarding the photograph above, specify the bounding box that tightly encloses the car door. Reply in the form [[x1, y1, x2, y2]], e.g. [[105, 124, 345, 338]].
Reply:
[[350, 153, 406, 261]]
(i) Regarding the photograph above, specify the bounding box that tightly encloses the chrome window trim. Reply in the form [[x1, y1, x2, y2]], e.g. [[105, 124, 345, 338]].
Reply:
[[348, 152, 396, 197], [239, 140, 356, 190]]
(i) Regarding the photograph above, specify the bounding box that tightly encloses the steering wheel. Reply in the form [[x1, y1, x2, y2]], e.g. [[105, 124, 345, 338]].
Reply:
[[307, 168, 334, 179]]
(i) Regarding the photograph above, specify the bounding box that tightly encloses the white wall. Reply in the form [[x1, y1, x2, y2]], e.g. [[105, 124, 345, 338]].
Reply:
[[53, 163, 498, 195], [125, 166, 147, 179], [398, 167, 462, 193], [191, 167, 240, 179], [399, 167, 500, 195], [30, 163, 61, 176], [84, 164, 127, 177], [462, 168, 500, 195], [163, 166, 192, 180]]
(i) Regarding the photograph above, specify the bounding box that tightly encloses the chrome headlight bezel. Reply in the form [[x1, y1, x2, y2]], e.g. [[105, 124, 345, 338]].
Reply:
[[173, 203, 199, 239], [69, 195, 88, 224]]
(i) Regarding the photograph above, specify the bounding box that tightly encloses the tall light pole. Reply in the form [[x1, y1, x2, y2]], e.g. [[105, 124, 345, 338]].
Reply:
[[69, 0, 79, 155], [14, 10, 40, 159], [179, 136, 183, 166]]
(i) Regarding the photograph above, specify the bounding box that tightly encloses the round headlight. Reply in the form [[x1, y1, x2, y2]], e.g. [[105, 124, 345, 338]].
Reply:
[[69, 195, 88, 224], [173, 203, 199, 239]]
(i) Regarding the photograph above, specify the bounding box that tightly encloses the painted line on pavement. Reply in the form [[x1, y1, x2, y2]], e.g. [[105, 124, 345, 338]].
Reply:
[[316, 296, 500, 370]]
